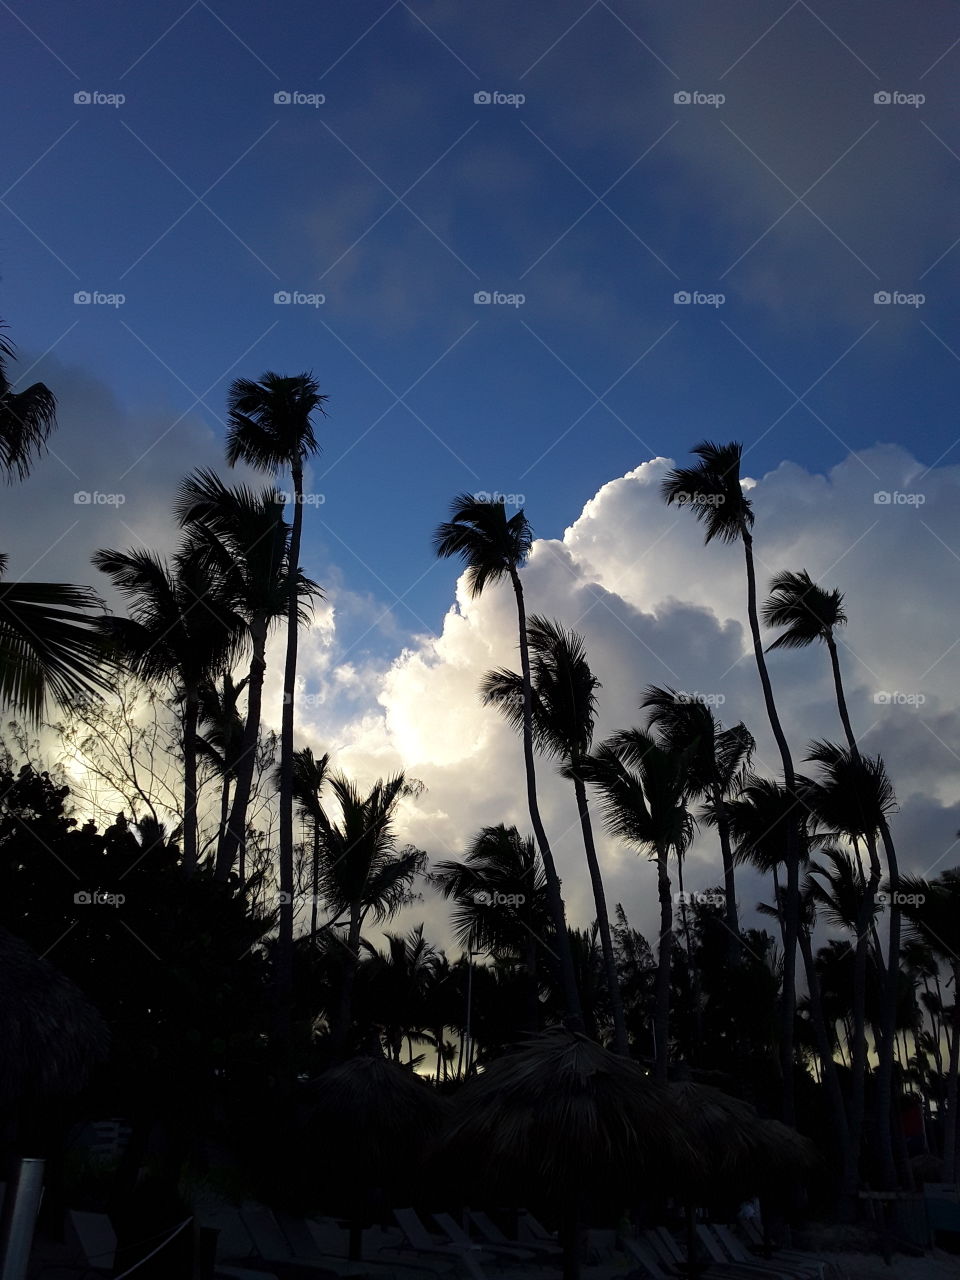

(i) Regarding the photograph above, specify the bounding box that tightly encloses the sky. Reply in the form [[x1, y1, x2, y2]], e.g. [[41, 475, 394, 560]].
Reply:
[[3, 1, 960, 952]]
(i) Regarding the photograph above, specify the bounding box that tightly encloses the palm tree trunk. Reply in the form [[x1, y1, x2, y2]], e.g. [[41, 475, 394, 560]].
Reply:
[[217, 615, 268, 881], [654, 845, 673, 1083], [876, 818, 902, 1188], [275, 463, 304, 1072], [523, 932, 540, 1035], [510, 568, 583, 1032], [827, 635, 858, 754], [942, 972, 960, 1180], [572, 771, 628, 1054], [310, 817, 320, 942], [335, 904, 362, 1056], [711, 779, 741, 962], [847, 851, 881, 1206], [181, 688, 200, 873], [216, 773, 231, 864], [675, 857, 703, 1054], [742, 527, 798, 1124]]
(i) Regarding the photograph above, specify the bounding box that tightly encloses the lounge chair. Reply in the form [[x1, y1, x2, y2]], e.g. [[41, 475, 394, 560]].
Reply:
[[619, 1234, 674, 1280], [642, 1226, 795, 1280], [694, 1225, 821, 1280], [468, 1210, 561, 1263], [393, 1207, 490, 1279], [710, 1224, 834, 1280], [517, 1211, 558, 1247], [433, 1212, 539, 1265]]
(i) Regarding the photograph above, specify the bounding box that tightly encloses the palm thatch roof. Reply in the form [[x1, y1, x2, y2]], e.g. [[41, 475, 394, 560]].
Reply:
[[0, 926, 109, 1107], [666, 1081, 817, 1198], [434, 1029, 702, 1208]]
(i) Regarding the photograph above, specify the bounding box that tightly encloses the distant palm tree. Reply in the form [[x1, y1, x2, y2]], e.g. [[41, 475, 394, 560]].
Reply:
[[641, 686, 754, 962], [663, 441, 801, 1121], [434, 494, 583, 1031], [177, 466, 321, 882], [359, 924, 438, 1064], [315, 771, 425, 1054], [481, 616, 628, 1053], [581, 729, 694, 1081], [0, 553, 112, 721], [93, 547, 244, 872], [288, 746, 331, 941], [196, 672, 248, 864], [0, 324, 57, 483], [224, 372, 326, 1046]]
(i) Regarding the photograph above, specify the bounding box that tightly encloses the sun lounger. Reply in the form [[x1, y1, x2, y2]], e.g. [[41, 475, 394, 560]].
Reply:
[[641, 1226, 794, 1280], [468, 1209, 561, 1262], [694, 1225, 818, 1280], [434, 1211, 539, 1264], [710, 1224, 833, 1279], [393, 1208, 490, 1280], [65, 1209, 117, 1273]]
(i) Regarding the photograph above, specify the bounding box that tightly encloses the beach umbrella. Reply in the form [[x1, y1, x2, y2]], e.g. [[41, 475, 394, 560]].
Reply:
[[304, 1052, 449, 1259], [435, 1029, 702, 1280], [0, 926, 109, 1117]]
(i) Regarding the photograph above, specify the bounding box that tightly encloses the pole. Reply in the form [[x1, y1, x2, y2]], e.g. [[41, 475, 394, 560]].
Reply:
[[0, 1158, 45, 1280]]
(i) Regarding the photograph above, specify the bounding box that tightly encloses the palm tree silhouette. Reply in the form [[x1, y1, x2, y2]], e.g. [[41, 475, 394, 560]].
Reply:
[[663, 441, 801, 1121], [434, 494, 583, 1031], [481, 616, 628, 1053], [195, 672, 248, 865], [289, 746, 331, 942], [641, 686, 754, 962], [0, 324, 57, 483], [176, 467, 320, 881], [224, 372, 327, 1046], [581, 728, 694, 1080], [93, 547, 244, 873]]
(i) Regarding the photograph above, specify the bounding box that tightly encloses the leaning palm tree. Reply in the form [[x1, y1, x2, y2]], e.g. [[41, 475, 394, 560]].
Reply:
[[663, 441, 801, 1121], [434, 495, 583, 1031], [481, 617, 628, 1053], [225, 373, 327, 1047], [763, 569, 857, 752], [0, 553, 112, 721], [581, 729, 695, 1081], [315, 771, 425, 1055], [641, 686, 754, 961], [92, 547, 244, 873], [0, 323, 58, 483]]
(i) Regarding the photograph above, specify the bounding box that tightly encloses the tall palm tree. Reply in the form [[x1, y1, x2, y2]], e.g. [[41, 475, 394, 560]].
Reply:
[[0, 553, 112, 721], [225, 373, 327, 1046], [289, 746, 331, 941], [480, 616, 628, 1053], [663, 441, 801, 1121], [315, 771, 425, 1055], [434, 494, 583, 1031], [0, 324, 57, 483], [432, 823, 549, 1037], [641, 686, 754, 962], [177, 467, 321, 883], [92, 547, 244, 872], [763, 569, 856, 752], [195, 672, 248, 864], [581, 729, 694, 1081]]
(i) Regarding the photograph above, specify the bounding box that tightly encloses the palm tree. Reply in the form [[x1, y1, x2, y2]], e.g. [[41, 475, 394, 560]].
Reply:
[[432, 823, 550, 1038], [92, 547, 244, 872], [763, 569, 856, 752], [641, 686, 754, 962], [176, 466, 321, 883], [224, 373, 327, 1047], [195, 672, 248, 864], [315, 771, 425, 1055], [359, 924, 438, 1064], [581, 729, 694, 1081], [0, 324, 57, 483], [663, 441, 801, 1121], [434, 494, 583, 1031], [481, 616, 628, 1053], [0, 554, 112, 721], [289, 746, 331, 941]]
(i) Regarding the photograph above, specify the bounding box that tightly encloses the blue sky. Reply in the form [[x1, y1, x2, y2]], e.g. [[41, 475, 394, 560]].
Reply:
[[5, 1, 960, 944]]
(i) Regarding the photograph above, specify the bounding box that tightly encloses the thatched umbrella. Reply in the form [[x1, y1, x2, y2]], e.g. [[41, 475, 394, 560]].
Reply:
[[0, 926, 109, 1118], [666, 1082, 818, 1270], [434, 1029, 702, 1280], [304, 1052, 449, 1259]]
